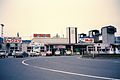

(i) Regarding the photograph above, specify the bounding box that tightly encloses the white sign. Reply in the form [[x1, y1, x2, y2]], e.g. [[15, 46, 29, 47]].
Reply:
[[79, 38, 94, 43]]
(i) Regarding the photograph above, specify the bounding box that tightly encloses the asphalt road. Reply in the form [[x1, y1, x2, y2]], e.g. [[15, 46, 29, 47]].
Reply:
[[0, 56, 120, 80]]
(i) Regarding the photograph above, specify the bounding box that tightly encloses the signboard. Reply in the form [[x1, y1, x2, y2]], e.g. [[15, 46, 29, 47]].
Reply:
[[33, 34, 51, 38], [4, 37, 22, 43], [79, 38, 94, 43]]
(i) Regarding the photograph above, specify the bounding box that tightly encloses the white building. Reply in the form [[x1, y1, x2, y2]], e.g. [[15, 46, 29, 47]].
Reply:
[[66, 27, 77, 44]]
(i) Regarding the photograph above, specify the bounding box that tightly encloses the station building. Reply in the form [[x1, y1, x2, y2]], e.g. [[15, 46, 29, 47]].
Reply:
[[23, 27, 95, 55], [0, 25, 120, 54], [24, 25, 120, 54]]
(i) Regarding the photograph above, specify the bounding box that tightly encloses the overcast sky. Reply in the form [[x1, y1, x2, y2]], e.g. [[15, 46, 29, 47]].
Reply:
[[0, 0, 120, 39]]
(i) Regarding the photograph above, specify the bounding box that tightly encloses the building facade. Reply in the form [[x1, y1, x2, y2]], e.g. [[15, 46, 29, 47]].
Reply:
[[0, 25, 120, 55]]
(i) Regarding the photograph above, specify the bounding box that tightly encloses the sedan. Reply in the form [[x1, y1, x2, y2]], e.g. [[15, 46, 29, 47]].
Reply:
[[55, 50, 61, 56], [12, 51, 29, 58], [65, 50, 72, 56]]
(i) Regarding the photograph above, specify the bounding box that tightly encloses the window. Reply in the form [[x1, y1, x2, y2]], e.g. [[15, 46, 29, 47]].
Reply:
[[10, 47, 14, 49], [97, 47, 101, 51], [27, 47, 32, 49], [41, 47, 44, 49], [88, 46, 95, 51], [15, 47, 18, 49], [34, 46, 39, 49]]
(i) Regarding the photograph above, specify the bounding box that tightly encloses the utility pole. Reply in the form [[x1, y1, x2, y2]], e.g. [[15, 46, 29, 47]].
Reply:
[[1, 24, 4, 37]]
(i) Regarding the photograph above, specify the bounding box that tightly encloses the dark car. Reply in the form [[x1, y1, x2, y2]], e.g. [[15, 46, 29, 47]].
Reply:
[[0, 50, 8, 58], [12, 51, 29, 58]]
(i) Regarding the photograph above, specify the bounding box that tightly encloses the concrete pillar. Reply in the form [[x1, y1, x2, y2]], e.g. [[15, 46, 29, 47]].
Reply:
[[44, 46, 47, 52], [71, 45, 74, 55]]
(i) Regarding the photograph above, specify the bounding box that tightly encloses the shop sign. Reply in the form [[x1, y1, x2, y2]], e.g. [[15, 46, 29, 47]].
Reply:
[[4, 37, 22, 43]]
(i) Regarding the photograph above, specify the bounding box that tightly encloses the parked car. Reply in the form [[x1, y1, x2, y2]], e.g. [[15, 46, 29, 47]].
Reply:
[[28, 51, 40, 57], [46, 51, 52, 56], [65, 50, 72, 56], [8, 52, 13, 56], [41, 52, 46, 56], [0, 50, 8, 58], [55, 50, 61, 56], [76, 52, 80, 55], [12, 51, 29, 58]]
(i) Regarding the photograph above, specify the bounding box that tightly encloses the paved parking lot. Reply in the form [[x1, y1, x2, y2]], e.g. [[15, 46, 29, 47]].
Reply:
[[0, 56, 120, 80]]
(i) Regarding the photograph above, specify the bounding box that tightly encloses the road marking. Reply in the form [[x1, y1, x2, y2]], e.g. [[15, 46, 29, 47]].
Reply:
[[22, 59, 120, 80]]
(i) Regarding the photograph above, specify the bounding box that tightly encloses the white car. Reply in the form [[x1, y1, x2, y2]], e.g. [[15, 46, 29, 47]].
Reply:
[[41, 52, 46, 56], [0, 50, 8, 58], [12, 51, 22, 57], [55, 50, 61, 56], [28, 51, 40, 57], [76, 52, 80, 55], [65, 50, 72, 56]]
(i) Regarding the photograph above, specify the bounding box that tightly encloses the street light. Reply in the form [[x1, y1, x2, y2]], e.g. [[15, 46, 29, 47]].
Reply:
[[0, 24, 4, 37]]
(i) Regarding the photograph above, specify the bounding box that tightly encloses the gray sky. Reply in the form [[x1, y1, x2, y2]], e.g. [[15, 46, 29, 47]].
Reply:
[[0, 0, 120, 39]]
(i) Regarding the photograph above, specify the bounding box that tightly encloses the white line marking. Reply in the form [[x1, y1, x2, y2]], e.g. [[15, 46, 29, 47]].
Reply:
[[22, 59, 120, 80], [22, 59, 29, 65]]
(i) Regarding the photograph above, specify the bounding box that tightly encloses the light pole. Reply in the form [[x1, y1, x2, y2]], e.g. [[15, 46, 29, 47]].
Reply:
[[1, 24, 4, 37]]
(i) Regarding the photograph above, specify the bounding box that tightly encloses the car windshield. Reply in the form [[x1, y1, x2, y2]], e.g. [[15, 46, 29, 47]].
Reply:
[[56, 51, 60, 52]]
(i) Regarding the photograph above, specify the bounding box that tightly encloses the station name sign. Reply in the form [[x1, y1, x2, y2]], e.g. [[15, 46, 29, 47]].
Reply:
[[4, 37, 22, 43]]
